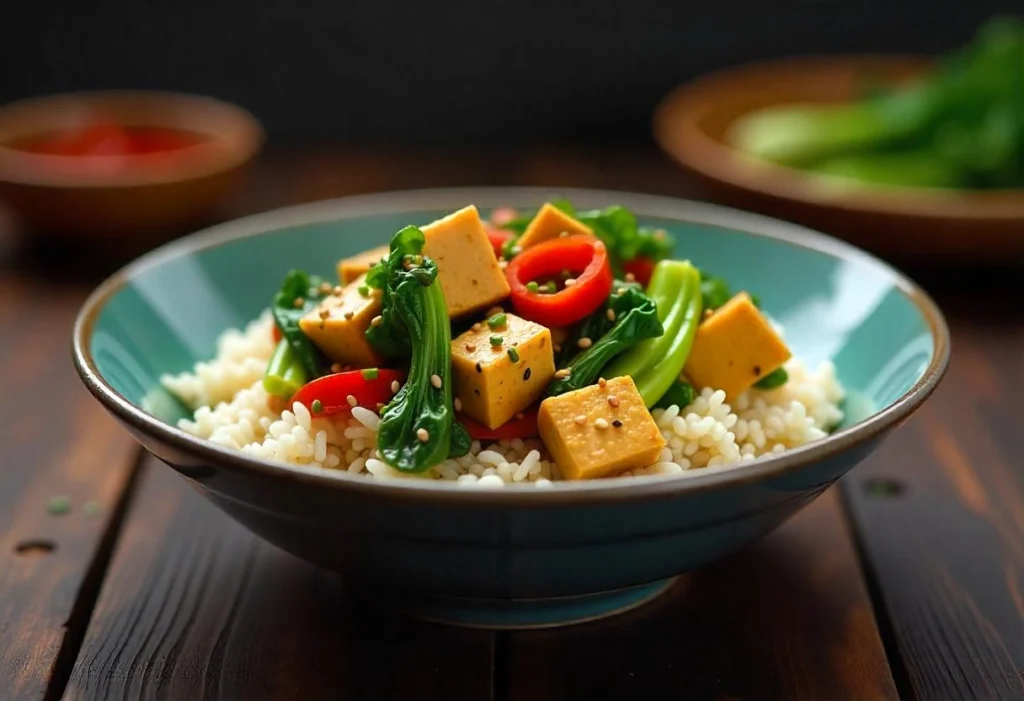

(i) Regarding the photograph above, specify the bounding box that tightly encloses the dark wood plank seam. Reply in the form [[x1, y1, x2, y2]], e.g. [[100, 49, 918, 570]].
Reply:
[[42, 446, 148, 701], [839, 481, 918, 701]]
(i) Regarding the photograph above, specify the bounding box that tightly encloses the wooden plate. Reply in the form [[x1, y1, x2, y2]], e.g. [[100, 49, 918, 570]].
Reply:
[[653, 56, 1024, 263]]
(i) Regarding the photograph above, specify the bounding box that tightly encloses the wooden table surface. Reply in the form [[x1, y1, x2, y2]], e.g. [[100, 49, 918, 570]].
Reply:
[[2, 145, 1022, 701]]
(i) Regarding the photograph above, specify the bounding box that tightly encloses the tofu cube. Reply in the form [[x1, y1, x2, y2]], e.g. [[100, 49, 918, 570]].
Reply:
[[538, 376, 666, 480], [684, 292, 792, 398], [451, 313, 555, 429], [337, 244, 389, 285], [422, 205, 511, 317], [299, 274, 383, 368], [517, 203, 594, 249]]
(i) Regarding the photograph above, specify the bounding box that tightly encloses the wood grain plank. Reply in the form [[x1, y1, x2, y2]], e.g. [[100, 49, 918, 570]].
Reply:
[[63, 457, 494, 701], [506, 488, 898, 701], [843, 320, 1024, 701], [0, 275, 139, 700]]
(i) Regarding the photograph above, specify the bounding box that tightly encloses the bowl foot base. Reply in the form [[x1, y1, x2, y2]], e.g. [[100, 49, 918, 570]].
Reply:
[[355, 577, 680, 630]]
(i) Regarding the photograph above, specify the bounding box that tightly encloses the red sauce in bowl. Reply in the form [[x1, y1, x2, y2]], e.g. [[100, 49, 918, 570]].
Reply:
[[9, 121, 208, 158]]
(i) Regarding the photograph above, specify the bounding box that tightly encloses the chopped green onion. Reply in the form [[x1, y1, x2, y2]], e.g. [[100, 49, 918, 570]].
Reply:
[[358, 285, 370, 297], [487, 313, 507, 329], [47, 496, 70, 516], [507, 347, 520, 363], [361, 367, 380, 380], [526, 281, 540, 293], [490, 335, 504, 347], [544, 281, 557, 293], [82, 501, 101, 518], [311, 399, 323, 413]]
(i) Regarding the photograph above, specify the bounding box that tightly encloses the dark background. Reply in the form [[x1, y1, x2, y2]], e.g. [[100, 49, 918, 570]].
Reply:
[[1, 2, 1020, 147]]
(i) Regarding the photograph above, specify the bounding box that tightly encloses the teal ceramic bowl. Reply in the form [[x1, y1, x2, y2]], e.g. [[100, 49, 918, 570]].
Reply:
[[73, 187, 949, 628]]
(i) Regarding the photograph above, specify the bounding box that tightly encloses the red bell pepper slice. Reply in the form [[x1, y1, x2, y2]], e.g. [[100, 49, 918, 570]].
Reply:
[[460, 409, 539, 440], [622, 256, 655, 287], [292, 369, 404, 417], [505, 235, 613, 328]]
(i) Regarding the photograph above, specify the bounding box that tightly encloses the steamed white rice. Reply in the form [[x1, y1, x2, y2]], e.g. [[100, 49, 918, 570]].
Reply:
[[161, 313, 845, 486]]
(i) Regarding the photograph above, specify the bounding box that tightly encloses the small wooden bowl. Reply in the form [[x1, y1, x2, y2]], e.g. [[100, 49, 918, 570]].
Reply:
[[654, 56, 1024, 263], [0, 91, 263, 241]]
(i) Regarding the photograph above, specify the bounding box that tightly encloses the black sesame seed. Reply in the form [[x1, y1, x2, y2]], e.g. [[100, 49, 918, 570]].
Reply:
[[475, 362, 482, 373], [474, 389, 481, 395], [523, 368, 532, 381], [612, 419, 623, 428], [753, 365, 762, 376]]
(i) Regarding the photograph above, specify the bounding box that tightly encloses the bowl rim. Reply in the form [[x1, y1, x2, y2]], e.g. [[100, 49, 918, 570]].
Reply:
[[0, 90, 264, 188], [72, 186, 950, 505], [653, 54, 1024, 220]]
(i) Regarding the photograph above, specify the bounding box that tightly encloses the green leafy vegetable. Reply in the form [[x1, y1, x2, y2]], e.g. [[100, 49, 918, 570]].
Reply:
[[576, 206, 674, 275], [271, 269, 329, 378], [548, 284, 663, 396], [754, 367, 789, 390], [366, 225, 462, 473], [556, 279, 642, 367], [655, 379, 697, 410], [730, 16, 1024, 189], [603, 260, 703, 407], [263, 339, 309, 398]]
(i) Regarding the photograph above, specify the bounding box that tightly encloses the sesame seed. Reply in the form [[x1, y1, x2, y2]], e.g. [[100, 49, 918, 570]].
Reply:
[[370, 315, 383, 327], [454, 397, 463, 411], [472, 323, 482, 332], [554, 344, 562, 353], [606, 308, 616, 322], [612, 419, 623, 428], [333, 286, 343, 296], [465, 342, 477, 352], [391, 380, 400, 393], [487, 306, 504, 317], [498, 260, 508, 270], [431, 374, 442, 389], [511, 246, 522, 256], [577, 337, 593, 349], [344, 310, 355, 320], [598, 377, 607, 388], [346, 394, 358, 407], [554, 368, 571, 379], [515, 412, 524, 420], [417, 428, 430, 442], [331, 363, 343, 373], [559, 231, 569, 237], [293, 297, 305, 308], [320, 281, 333, 294], [564, 277, 577, 287], [574, 414, 587, 426], [624, 272, 636, 283], [319, 309, 330, 319], [607, 395, 620, 408], [595, 418, 609, 430]]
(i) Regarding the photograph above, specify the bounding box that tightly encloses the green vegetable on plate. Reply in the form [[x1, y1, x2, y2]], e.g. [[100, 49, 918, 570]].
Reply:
[[547, 283, 664, 396], [603, 260, 703, 407], [366, 225, 469, 472]]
